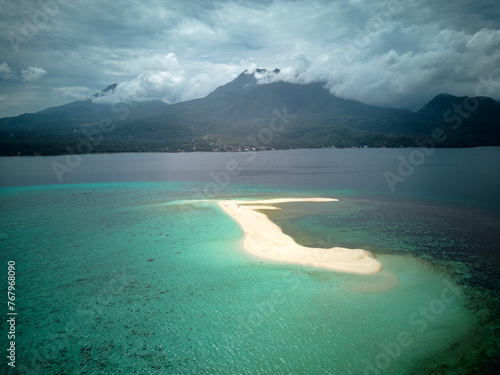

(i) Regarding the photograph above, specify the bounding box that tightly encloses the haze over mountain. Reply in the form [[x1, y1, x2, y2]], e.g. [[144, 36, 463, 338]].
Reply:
[[1, 69, 499, 156]]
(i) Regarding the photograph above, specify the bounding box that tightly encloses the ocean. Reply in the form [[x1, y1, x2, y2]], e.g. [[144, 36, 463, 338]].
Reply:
[[1, 148, 499, 374]]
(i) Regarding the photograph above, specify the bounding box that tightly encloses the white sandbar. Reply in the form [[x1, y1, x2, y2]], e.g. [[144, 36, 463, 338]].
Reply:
[[218, 198, 382, 274]]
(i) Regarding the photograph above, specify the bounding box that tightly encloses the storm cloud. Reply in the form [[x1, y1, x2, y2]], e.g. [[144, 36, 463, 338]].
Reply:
[[1, 0, 499, 117]]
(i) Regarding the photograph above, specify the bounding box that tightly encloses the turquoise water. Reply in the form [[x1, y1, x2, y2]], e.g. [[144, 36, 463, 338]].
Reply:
[[1, 181, 498, 374]]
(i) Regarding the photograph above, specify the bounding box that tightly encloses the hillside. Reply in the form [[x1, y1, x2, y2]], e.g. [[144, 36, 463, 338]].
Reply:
[[1, 69, 499, 155]]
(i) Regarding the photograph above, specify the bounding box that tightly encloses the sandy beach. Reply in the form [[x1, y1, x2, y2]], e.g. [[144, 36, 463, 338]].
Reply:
[[218, 198, 382, 274]]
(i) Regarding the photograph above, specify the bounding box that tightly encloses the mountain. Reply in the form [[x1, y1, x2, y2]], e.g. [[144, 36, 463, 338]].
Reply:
[[92, 83, 118, 98], [416, 93, 500, 146], [1, 69, 500, 155]]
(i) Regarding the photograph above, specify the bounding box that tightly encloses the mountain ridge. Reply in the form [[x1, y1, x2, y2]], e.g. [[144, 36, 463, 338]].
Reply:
[[1, 69, 500, 155]]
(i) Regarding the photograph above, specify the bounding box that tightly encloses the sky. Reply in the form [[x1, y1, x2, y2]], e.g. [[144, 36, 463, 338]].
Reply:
[[1, 0, 500, 117]]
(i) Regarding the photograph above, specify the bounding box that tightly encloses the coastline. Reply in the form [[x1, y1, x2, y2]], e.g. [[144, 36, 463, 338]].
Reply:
[[217, 198, 382, 275]]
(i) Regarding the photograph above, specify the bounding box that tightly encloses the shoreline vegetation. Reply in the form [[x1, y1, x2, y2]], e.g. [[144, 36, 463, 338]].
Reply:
[[3, 143, 499, 158], [217, 198, 383, 275], [1, 144, 496, 157]]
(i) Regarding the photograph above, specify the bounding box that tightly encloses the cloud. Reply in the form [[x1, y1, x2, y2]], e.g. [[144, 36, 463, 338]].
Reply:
[[92, 53, 256, 104], [21, 66, 47, 82], [53, 86, 93, 101], [0, 0, 500, 116], [90, 1, 500, 111], [1, 63, 49, 83], [92, 53, 186, 103], [0, 62, 15, 79], [254, 24, 500, 109]]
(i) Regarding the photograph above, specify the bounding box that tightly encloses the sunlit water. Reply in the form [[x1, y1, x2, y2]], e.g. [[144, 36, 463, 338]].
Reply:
[[1, 149, 499, 374]]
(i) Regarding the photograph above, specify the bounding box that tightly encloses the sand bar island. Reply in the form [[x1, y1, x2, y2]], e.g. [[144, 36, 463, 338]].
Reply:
[[218, 198, 382, 274]]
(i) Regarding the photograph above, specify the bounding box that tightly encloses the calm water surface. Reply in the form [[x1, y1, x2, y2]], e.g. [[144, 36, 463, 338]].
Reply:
[[1, 148, 499, 374]]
